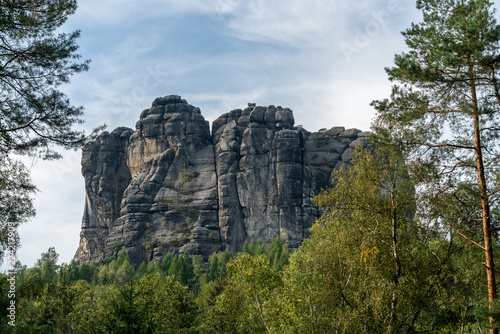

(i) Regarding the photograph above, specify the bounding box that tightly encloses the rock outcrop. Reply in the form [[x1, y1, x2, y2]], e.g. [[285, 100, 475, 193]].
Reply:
[[75, 96, 370, 266]]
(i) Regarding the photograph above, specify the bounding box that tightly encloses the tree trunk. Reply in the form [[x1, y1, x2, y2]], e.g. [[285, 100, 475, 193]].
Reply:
[[471, 80, 497, 334], [390, 188, 401, 333]]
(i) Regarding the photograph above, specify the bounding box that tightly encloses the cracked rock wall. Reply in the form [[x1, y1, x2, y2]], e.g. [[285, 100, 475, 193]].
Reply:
[[74, 96, 369, 266]]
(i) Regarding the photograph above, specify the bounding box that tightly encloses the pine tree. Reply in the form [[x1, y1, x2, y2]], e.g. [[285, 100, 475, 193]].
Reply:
[[208, 255, 220, 282], [116, 259, 135, 286], [0, 0, 103, 267], [243, 239, 256, 255], [159, 253, 173, 274], [0, 0, 103, 158], [269, 236, 283, 271], [168, 256, 181, 277], [134, 261, 147, 280], [372, 1, 500, 331], [179, 251, 194, 287], [255, 240, 265, 256], [116, 248, 129, 267]]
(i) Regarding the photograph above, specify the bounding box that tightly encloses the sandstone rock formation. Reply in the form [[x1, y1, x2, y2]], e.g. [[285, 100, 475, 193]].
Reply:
[[75, 96, 370, 266]]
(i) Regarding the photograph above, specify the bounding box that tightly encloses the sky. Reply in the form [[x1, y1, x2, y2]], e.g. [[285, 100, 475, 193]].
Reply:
[[9, 0, 427, 269]]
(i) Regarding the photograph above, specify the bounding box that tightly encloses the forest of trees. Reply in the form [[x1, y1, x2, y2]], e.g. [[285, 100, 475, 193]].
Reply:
[[2, 0, 500, 333], [0, 142, 498, 333], [0, 143, 496, 333]]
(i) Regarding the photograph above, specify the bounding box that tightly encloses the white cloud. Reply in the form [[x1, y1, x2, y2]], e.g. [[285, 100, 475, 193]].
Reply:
[[73, 0, 199, 24], [11, 0, 426, 269], [68, 0, 419, 132]]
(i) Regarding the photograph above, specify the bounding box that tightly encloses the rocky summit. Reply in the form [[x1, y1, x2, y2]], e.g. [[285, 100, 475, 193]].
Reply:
[[74, 95, 370, 266]]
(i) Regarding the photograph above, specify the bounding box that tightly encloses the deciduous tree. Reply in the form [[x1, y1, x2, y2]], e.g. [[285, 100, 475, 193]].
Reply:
[[280, 147, 461, 333]]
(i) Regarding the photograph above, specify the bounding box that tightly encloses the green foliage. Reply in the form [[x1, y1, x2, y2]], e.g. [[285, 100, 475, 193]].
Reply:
[[115, 262, 134, 287], [243, 237, 288, 272], [255, 240, 265, 256], [0, 0, 103, 274], [134, 261, 147, 280], [135, 273, 198, 333], [302, 146, 458, 332], [371, 1, 500, 330], [371, 0, 500, 196], [208, 254, 220, 282], [10, 247, 199, 333], [77, 263, 93, 283], [116, 248, 129, 266], [69, 273, 197, 334], [180, 251, 195, 286], [36, 247, 58, 282], [269, 236, 288, 272], [158, 251, 196, 287], [243, 239, 254, 255], [0, 0, 104, 264], [66, 260, 80, 283], [168, 255, 182, 277], [203, 253, 282, 333], [0, 155, 36, 265], [11, 248, 78, 333], [5, 228, 485, 333], [15, 280, 74, 333], [96, 264, 113, 285], [200, 147, 474, 333], [192, 255, 205, 279], [158, 252, 173, 273], [0, 0, 103, 158], [371, 0, 500, 230], [207, 251, 232, 283]]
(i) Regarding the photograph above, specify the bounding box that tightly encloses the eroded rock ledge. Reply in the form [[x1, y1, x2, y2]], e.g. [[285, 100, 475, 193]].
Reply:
[[74, 96, 370, 266]]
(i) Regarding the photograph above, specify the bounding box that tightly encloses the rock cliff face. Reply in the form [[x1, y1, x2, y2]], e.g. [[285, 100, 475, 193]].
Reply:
[[74, 96, 370, 266]]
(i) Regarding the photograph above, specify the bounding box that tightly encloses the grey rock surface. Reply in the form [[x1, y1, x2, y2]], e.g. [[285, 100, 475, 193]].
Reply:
[[75, 127, 133, 263], [305, 127, 371, 192], [74, 96, 369, 266], [213, 105, 315, 253]]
